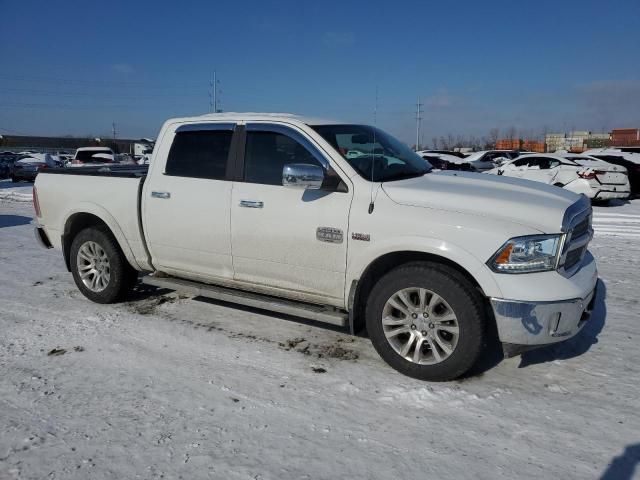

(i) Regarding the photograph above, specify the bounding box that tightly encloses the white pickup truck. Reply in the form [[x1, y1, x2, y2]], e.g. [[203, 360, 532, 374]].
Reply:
[[33, 113, 598, 381]]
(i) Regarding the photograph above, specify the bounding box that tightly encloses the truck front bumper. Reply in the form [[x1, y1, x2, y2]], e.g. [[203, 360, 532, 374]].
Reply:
[[489, 253, 598, 354]]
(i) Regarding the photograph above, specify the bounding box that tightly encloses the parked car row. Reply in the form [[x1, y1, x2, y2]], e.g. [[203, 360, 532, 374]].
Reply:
[[416, 148, 639, 201], [1, 147, 149, 182], [488, 153, 631, 202]]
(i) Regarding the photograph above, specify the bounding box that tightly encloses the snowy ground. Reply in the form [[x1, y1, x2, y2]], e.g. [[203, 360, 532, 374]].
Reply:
[[1, 181, 639, 479]]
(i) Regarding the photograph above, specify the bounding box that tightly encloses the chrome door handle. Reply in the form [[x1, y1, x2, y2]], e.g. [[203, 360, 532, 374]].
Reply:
[[151, 191, 171, 199], [239, 200, 264, 208]]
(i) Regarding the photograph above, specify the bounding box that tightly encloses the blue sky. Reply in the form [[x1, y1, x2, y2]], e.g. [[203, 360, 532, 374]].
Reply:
[[1, 0, 639, 145]]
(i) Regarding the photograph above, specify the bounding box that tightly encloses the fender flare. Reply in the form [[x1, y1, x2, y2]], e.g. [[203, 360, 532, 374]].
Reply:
[[61, 202, 142, 271], [345, 235, 503, 305]]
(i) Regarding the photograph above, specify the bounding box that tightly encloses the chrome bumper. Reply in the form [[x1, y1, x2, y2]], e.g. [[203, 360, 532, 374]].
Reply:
[[491, 285, 597, 347]]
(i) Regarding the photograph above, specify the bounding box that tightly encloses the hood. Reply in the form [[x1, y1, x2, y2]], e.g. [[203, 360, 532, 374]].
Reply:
[[382, 171, 582, 233]]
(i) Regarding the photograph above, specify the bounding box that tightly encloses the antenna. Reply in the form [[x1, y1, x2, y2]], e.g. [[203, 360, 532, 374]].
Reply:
[[368, 86, 379, 214], [415, 97, 423, 151]]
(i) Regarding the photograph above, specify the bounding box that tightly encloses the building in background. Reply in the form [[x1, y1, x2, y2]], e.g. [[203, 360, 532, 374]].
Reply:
[[584, 133, 610, 149], [521, 140, 545, 152], [495, 139, 520, 150], [545, 131, 611, 152], [611, 128, 640, 146], [545, 133, 566, 152], [0, 135, 140, 154], [495, 138, 544, 152]]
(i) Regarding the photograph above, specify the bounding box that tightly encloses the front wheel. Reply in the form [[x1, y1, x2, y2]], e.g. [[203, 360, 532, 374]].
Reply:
[[70, 226, 138, 303], [366, 263, 485, 381]]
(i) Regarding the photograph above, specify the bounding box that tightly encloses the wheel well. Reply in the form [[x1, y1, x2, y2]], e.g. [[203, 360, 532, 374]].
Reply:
[[350, 251, 486, 334], [62, 213, 110, 271]]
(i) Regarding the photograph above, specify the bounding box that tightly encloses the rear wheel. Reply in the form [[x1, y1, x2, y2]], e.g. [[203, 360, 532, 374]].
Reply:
[[70, 226, 138, 303], [366, 263, 485, 381]]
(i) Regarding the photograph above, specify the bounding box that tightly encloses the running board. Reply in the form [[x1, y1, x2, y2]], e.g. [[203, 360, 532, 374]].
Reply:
[[142, 275, 349, 327]]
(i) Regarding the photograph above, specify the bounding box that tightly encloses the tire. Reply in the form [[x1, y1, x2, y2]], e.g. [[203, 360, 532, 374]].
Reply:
[[70, 226, 138, 303], [366, 262, 485, 381]]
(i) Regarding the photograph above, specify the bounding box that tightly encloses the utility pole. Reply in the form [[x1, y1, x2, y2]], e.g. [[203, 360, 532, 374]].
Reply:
[[415, 97, 423, 151], [112, 122, 116, 140], [213, 70, 217, 113], [209, 70, 221, 113]]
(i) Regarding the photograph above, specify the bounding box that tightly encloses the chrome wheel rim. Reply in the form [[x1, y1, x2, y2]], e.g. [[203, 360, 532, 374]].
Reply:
[[382, 287, 459, 365], [77, 241, 111, 292]]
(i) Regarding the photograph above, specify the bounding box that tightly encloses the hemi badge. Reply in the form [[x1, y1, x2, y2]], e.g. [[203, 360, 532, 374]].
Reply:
[[316, 227, 343, 244], [352, 233, 370, 242]]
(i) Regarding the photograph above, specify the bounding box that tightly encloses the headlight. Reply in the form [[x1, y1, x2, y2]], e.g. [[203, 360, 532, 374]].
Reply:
[[488, 234, 562, 273]]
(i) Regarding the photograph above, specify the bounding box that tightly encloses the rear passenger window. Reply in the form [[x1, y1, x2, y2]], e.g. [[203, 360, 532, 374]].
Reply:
[[165, 130, 232, 179], [244, 131, 323, 185]]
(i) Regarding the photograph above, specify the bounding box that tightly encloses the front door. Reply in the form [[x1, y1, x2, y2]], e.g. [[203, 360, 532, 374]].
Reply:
[[230, 123, 352, 306], [142, 123, 236, 281]]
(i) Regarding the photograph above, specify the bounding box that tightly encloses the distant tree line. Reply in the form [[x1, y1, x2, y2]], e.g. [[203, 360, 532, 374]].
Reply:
[[424, 126, 547, 151]]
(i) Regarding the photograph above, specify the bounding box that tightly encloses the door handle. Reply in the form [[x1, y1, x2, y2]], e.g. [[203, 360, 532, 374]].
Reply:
[[151, 191, 171, 199], [239, 200, 264, 208]]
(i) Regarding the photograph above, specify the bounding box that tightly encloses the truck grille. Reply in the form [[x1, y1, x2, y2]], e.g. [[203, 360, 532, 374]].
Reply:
[[572, 216, 590, 239], [564, 246, 585, 271], [558, 208, 593, 277]]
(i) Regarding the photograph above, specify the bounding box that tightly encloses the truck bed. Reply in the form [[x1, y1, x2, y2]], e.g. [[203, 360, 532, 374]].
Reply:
[[35, 165, 151, 271]]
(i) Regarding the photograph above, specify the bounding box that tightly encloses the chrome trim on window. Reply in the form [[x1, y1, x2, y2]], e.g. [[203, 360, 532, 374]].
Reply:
[[175, 122, 235, 133]]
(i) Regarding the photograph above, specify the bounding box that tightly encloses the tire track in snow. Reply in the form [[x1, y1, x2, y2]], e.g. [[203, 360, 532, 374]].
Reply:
[[592, 211, 640, 238]]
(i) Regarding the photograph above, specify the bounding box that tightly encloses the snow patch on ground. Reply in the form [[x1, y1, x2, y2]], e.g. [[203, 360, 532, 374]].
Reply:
[[593, 208, 640, 238], [1, 198, 640, 479], [0, 180, 33, 202]]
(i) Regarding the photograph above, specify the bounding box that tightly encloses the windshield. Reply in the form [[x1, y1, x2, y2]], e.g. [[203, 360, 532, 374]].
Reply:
[[311, 124, 431, 182]]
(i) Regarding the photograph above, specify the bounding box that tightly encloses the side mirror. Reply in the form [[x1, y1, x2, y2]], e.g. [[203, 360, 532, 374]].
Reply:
[[282, 163, 324, 190]]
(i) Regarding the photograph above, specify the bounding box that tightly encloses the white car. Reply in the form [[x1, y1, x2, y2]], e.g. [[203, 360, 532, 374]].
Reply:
[[33, 113, 597, 381], [582, 148, 640, 197], [416, 151, 476, 171], [463, 150, 521, 171], [71, 147, 116, 166], [489, 154, 630, 201]]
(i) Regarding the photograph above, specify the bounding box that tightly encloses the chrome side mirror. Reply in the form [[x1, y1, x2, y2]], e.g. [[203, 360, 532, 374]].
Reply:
[[282, 163, 324, 190]]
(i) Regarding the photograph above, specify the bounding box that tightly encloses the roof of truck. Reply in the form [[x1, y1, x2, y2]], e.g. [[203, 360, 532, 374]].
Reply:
[[168, 112, 341, 126]]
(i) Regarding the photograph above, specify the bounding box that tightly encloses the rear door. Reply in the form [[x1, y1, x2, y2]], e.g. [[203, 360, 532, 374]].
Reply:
[[230, 123, 352, 306], [142, 123, 237, 281]]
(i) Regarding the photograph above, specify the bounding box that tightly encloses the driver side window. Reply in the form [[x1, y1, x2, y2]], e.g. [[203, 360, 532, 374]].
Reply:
[[244, 131, 323, 186]]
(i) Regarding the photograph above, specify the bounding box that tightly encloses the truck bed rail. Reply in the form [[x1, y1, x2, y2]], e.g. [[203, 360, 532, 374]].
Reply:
[[41, 165, 148, 178]]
